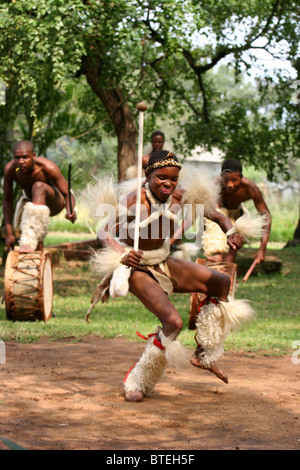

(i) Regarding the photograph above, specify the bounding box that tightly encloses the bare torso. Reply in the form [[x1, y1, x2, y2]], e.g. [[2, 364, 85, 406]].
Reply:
[[119, 186, 183, 251], [7, 157, 59, 198]]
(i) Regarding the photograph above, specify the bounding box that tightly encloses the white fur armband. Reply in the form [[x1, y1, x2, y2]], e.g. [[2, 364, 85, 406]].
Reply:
[[226, 211, 267, 240]]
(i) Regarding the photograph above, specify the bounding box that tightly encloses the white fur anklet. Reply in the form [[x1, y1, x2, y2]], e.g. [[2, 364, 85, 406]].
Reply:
[[123, 330, 190, 398], [195, 298, 225, 367], [124, 332, 168, 397], [19, 202, 50, 250], [159, 331, 190, 369], [195, 296, 254, 368]]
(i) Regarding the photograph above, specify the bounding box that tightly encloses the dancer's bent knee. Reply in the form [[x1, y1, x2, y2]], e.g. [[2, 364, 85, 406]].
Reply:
[[161, 313, 183, 338]]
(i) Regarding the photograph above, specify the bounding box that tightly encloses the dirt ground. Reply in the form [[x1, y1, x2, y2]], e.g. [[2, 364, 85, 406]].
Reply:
[[0, 335, 299, 451]]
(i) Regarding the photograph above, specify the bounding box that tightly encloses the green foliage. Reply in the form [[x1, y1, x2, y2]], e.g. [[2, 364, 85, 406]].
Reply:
[[0, 0, 299, 179], [47, 134, 118, 185]]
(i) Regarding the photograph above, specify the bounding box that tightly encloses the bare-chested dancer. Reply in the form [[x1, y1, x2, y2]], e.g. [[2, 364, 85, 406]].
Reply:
[[3, 140, 76, 253], [142, 130, 165, 169], [218, 159, 271, 263], [91, 151, 253, 401], [125, 130, 165, 180], [204, 159, 271, 264]]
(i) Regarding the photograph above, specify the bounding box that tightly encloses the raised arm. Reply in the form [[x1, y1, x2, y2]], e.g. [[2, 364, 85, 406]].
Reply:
[[250, 183, 272, 263], [208, 210, 244, 252], [45, 161, 76, 223]]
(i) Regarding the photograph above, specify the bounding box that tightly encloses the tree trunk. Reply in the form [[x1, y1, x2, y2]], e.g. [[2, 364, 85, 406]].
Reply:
[[293, 217, 300, 240], [81, 55, 138, 181], [0, 87, 17, 173]]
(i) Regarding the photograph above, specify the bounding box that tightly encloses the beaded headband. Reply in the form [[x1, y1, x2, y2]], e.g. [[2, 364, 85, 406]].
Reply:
[[145, 152, 182, 174]]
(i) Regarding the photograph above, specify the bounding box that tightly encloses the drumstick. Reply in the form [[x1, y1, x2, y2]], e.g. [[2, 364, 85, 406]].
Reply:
[[243, 259, 259, 282], [68, 162, 73, 217], [134, 102, 148, 251], [1, 248, 12, 304]]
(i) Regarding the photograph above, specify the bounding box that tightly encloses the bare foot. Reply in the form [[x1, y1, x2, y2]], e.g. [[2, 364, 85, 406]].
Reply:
[[125, 390, 144, 402], [190, 354, 229, 384]]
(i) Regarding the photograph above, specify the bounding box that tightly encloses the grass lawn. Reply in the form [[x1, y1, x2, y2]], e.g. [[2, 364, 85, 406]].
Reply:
[[0, 240, 299, 356]]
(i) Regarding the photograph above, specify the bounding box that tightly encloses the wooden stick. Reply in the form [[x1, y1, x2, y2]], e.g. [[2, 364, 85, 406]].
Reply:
[[134, 102, 148, 251], [243, 259, 259, 282], [68, 163, 73, 215], [1, 248, 12, 304]]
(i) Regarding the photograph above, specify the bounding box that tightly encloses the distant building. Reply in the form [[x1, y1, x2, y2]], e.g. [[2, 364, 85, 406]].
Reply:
[[185, 146, 223, 177]]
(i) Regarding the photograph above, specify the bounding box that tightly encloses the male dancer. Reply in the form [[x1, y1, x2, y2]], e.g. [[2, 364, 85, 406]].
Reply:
[[203, 159, 271, 263], [91, 150, 253, 401], [3, 140, 76, 253], [125, 130, 165, 180], [142, 130, 165, 169]]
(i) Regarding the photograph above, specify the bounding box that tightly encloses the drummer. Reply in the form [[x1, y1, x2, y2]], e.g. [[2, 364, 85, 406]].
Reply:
[[3, 140, 77, 253]]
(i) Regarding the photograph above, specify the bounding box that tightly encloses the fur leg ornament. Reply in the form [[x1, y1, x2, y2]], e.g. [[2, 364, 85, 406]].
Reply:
[[203, 215, 229, 258], [13, 194, 31, 230], [19, 202, 50, 250], [192, 296, 254, 374], [124, 329, 189, 401]]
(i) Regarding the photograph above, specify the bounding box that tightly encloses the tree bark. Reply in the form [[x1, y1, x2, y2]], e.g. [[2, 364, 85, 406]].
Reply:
[[293, 217, 300, 240], [0, 86, 17, 173], [81, 55, 138, 181]]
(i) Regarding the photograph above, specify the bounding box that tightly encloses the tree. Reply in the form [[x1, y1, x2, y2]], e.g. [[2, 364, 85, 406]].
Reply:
[[0, 0, 299, 180], [138, 0, 300, 176], [0, 0, 141, 180]]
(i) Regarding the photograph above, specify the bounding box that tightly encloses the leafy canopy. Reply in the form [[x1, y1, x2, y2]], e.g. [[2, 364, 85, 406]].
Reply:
[[0, 0, 299, 179]]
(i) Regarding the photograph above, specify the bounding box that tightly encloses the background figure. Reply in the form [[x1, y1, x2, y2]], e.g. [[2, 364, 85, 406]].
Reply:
[[142, 130, 165, 169], [124, 130, 165, 180], [203, 158, 271, 264], [3, 140, 76, 253]]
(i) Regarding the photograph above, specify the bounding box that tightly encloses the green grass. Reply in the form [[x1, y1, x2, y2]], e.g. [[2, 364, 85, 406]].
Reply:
[[44, 231, 95, 246], [0, 241, 299, 355], [268, 205, 298, 242]]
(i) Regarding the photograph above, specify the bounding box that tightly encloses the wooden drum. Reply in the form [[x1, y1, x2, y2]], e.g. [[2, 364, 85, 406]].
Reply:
[[188, 258, 237, 330], [4, 250, 53, 322]]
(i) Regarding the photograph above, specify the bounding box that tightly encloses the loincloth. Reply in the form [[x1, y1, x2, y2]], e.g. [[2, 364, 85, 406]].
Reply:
[[86, 241, 176, 321], [115, 240, 178, 296], [138, 260, 178, 297]]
